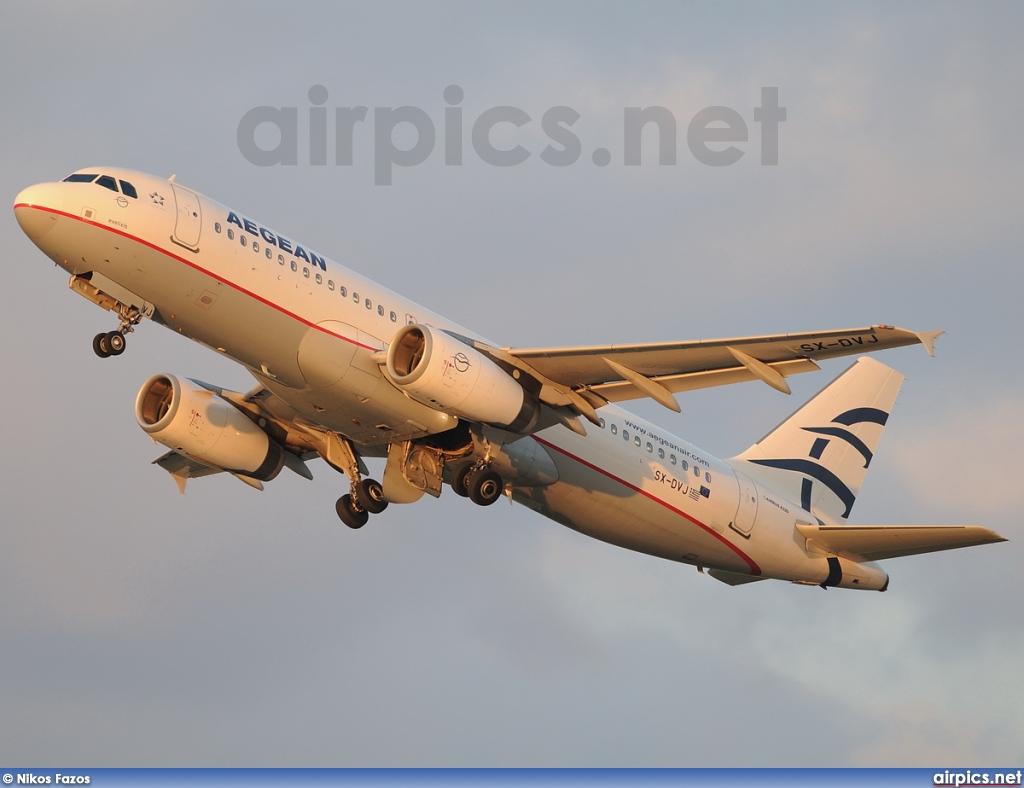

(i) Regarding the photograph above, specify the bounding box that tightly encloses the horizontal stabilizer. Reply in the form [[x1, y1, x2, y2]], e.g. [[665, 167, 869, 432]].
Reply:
[[796, 523, 1007, 562]]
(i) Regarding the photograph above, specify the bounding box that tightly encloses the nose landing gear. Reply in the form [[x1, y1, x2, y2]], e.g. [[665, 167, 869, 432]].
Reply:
[[93, 330, 126, 358], [92, 304, 143, 358]]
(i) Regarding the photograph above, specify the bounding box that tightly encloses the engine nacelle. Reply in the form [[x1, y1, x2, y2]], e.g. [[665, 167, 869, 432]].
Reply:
[[385, 324, 538, 432], [135, 373, 284, 481]]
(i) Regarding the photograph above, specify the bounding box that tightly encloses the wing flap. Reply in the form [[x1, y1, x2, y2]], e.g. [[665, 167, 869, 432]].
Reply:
[[797, 523, 1007, 562]]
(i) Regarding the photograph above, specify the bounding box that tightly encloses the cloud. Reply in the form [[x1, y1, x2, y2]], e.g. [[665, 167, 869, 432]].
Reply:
[[892, 398, 1024, 517]]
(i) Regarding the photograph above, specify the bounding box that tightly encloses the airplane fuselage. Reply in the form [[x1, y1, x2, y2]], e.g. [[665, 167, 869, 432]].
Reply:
[[14, 168, 896, 589]]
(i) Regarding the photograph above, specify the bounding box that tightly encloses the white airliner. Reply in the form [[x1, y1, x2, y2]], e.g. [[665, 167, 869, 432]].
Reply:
[[13, 167, 1005, 591]]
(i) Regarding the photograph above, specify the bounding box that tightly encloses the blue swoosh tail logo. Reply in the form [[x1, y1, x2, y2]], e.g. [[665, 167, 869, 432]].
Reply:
[[748, 407, 889, 519]]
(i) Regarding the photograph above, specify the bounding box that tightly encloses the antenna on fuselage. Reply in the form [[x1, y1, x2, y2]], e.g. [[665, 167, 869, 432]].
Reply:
[[168, 174, 177, 182]]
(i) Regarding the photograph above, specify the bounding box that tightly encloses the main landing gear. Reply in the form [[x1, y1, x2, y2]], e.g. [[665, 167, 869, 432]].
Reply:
[[451, 462, 504, 506], [335, 478, 388, 530], [92, 304, 143, 359], [92, 330, 126, 357], [320, 430, 390, 529]]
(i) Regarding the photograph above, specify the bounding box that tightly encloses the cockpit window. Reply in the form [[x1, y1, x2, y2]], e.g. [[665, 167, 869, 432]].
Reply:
[[62, 172, 136, 198]]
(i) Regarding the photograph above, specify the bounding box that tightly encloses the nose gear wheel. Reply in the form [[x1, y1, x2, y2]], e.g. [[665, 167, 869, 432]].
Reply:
[[92, 304, 143, 358]]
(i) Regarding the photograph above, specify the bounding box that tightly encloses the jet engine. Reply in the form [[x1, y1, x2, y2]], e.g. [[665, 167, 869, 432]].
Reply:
[[135, 373, 285, 481], [385, 324, 538, 432]]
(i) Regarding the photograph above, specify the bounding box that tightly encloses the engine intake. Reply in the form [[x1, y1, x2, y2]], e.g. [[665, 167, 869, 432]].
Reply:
[[135, 373, 284, 481], [385, 324, 538, 432]]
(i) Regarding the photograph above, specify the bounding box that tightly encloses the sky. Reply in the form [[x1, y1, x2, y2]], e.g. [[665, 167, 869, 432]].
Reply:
[[1, 0, 1023, 768]]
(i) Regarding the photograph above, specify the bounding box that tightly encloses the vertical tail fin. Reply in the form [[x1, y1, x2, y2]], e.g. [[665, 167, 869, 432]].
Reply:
[[730, 357, 904, 524]]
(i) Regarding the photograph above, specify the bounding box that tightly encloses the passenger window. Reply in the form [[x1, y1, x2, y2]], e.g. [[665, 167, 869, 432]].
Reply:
[[365, 298, 372, 309], [599, 418, 606, 429], [227, 228, 234, 240], [670, 454, 677, 465], [634, 436, 642, 447], [681, 461, 688, 471], [96, 175, 118, 192], [377, 305, 384, 316], [328, 280, 335, 291], [340, 286, 347, 297], [303, 267, 310, 278], [214, 222, 222, 233], [353, 292, 360, 302], [253, 241, 259, 253], [118, 180, 138, 199], [693, 466, 700, 477], [646, 442, 653, 453], [658, 448, 665, 459], [705, 472, 711, 484], [290, 261, 297, 272], [611, 424, 618, 435], [316, 273, 322, 284], [390, 311, 397, 322], [622, 430, 629, 441], [240, 235, 247, 247], [278, 254, 284, 265], [265, 248, 272, 259]]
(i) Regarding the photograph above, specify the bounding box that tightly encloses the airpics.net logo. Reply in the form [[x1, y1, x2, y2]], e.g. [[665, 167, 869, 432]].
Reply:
[[933, 771, 1024, 786], [237, 85, 786, 185]]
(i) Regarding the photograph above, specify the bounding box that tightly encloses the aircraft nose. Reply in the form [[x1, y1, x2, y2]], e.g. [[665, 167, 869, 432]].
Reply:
[[14, 182, 63, 240]]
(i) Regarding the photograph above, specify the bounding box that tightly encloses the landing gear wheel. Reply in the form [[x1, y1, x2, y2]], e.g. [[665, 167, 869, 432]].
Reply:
[[106, 331, 126, 355], [356, 478, 388, 515], [92, 333, 112, 358], [336, 494, 369, 529], [451, 464, 474, 498], [468, 468, 503, 506]]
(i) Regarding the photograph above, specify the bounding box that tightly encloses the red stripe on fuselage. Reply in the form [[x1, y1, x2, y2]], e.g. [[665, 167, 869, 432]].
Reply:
[[17, 202, 760, 574], [13, 202, 377, 351], [533, 436, 762, 575]]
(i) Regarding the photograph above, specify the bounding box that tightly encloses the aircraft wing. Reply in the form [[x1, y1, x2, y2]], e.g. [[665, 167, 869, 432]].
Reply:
[[797, 523, 1007, 562], [478, 325, 941, 424]]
